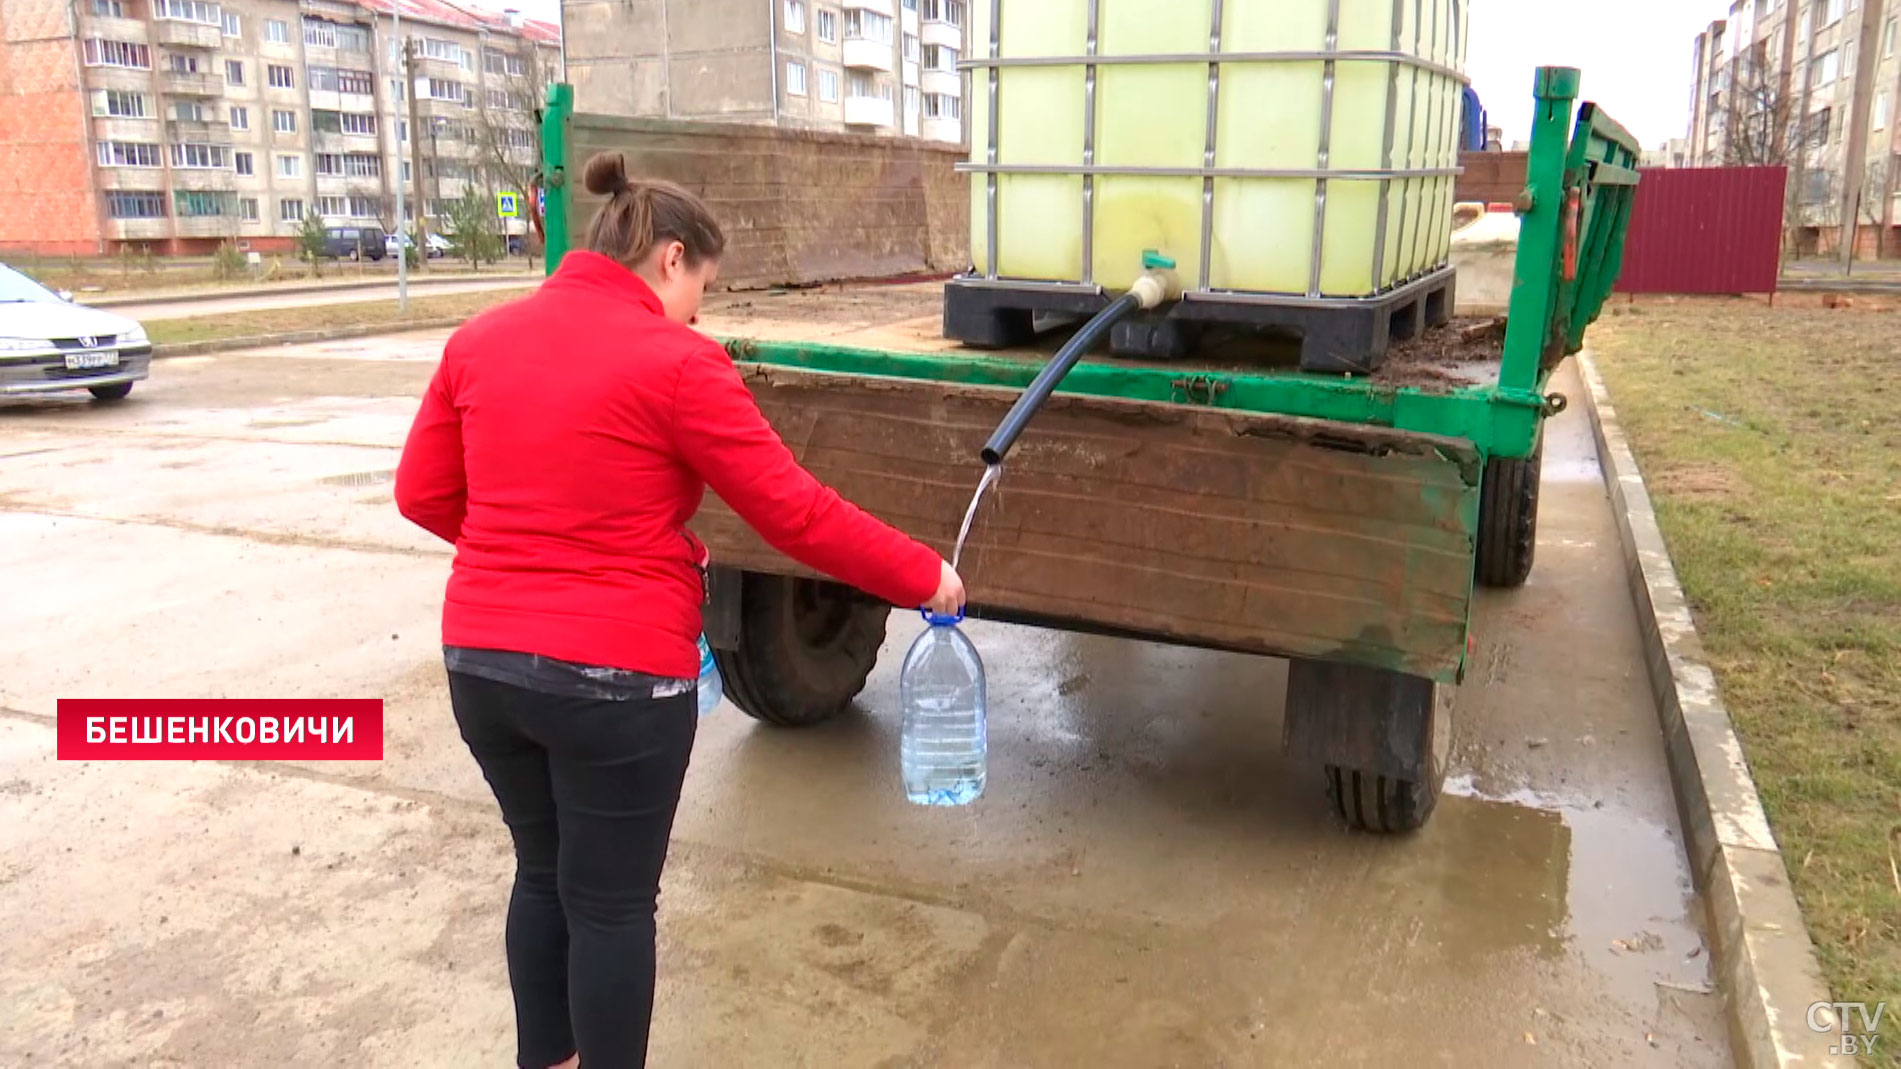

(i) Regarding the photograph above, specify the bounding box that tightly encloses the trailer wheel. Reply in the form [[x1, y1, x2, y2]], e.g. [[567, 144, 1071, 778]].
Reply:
[[1476, 435, 1544, 589], [1323, 682, 1454, 834], [713, 573, 890, 728]]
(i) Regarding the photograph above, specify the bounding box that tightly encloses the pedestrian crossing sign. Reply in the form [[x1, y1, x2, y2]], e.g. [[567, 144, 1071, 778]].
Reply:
[[496, 192, 520, 218]]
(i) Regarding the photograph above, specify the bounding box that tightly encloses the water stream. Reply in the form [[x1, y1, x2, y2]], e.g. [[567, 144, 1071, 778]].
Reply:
[[951, 462, 1002, 573]]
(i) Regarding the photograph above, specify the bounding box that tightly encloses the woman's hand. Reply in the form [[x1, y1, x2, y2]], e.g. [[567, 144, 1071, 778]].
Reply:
[[924, 559, 966, 617]]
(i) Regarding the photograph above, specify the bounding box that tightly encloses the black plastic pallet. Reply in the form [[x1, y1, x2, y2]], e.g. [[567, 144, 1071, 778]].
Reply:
[[943, 269, 1456, 375]]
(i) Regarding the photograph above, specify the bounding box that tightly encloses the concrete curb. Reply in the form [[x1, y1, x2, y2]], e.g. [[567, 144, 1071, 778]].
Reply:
[[1576, 352, 1849, 1069], [82, 273, 539, 309], [152, 317, 465, 359]]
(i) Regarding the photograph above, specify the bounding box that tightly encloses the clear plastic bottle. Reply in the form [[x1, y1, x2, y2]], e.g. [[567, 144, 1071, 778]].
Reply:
[[899, 610, 987, 806], [697, 634, 722, 717]]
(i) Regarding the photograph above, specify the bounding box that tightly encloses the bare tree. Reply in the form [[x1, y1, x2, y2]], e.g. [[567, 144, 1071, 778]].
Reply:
[[1856, 158, 1890, 260], [471, 39, 556, 245]]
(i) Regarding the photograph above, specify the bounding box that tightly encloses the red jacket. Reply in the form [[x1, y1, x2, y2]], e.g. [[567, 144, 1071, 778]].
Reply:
[[395, 251, 942, 680]]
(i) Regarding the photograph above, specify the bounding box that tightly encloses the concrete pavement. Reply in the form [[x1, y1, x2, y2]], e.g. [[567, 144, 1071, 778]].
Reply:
[[0, 331, 1731, 1066]]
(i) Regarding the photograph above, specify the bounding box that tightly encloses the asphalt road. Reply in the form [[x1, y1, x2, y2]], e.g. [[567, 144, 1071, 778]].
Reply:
[[101, 276, 537, 322], [0, 329, 1731, 1067]]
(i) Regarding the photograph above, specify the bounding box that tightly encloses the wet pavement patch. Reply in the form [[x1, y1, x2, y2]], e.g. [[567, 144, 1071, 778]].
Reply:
[[319, 469, 396, 488]]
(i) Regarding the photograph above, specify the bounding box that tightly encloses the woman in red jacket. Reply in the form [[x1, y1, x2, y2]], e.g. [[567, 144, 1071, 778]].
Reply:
[[396, 151, 964, 1069]]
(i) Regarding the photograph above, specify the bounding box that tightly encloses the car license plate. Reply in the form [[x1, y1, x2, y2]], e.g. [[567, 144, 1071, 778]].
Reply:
[[65, 351, 118, 370]]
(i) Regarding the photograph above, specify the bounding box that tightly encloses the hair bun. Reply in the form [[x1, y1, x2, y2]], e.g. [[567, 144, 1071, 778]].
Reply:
[[582, 151, 633, 196]]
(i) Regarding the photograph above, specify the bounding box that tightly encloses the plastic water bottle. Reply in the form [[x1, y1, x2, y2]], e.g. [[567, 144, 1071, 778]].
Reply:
[[899, 610, 987, 806], [697, 634, 722, 717]]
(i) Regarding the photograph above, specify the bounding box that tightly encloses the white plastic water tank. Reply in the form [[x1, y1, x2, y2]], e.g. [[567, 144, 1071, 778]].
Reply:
[[965, 0, 1470, 299]]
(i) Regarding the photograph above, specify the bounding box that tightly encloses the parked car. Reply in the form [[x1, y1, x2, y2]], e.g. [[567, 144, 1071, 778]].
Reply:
[[386, 232, 451, 260], [320, 226, 387, 261], [0, 264, 151, 402]]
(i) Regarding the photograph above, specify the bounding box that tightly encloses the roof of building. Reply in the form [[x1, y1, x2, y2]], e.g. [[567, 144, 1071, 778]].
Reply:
[[349, 0, 561, 46]]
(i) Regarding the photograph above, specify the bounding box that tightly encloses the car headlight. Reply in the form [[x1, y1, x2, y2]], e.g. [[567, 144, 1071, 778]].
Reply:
[[0, 336, 47, 352], [120, 325, 148, 345]]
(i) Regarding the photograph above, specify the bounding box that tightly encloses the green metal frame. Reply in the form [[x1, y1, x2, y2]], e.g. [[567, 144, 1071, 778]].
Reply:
[[538, 67, 1638, 463]]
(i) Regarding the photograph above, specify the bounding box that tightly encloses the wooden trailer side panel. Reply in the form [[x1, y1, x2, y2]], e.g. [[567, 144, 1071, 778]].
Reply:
[[693, 366, 1482, 682]]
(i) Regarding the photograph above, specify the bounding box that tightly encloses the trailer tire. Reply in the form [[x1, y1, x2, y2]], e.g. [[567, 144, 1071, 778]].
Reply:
[[1324, 682, 1453, 834], [1476, 435, 1543, 589], [713, 573, 890, 728]]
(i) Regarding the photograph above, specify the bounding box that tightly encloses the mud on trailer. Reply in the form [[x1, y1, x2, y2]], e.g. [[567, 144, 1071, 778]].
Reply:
[[533, 68, 1638, 832]]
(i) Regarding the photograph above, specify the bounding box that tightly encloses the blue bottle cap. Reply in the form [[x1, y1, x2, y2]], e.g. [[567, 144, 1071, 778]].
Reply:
[[920, 607, 965, 626]]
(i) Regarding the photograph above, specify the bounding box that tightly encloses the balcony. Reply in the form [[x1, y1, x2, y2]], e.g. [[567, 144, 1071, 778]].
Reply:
[[158, 69, 221, 96], [168, 119, 232, 143], [106, 218, 171, 242], [842, 94, 895, 128], [843, 37, 895, 72], [920, 67, 959, 98], [412, 54, 466, 79], [94, 169, 164, 192], [92, 116, 159, 143], [922, 116, 962, 144], [842, 0, 894, 12], [176, 215, 237, 238], [154, 20, 221, 49], [171, 168, 235, 191], [80, 14, 148, 42], [415, 96, 467, 123], [920, 19, 961, 49]]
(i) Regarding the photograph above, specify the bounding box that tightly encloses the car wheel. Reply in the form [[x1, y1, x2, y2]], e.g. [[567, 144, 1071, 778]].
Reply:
[[88, 383, 133, 402]]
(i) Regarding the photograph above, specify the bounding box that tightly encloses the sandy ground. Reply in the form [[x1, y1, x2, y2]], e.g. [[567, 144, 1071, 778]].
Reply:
[[0, 325, 1731, 1067]]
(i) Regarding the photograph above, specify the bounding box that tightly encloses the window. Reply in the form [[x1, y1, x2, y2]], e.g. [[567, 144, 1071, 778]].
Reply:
[[922, 0, 963, 24], [229, 105, 248, 130], [93, 0, 125, 16], [817, 8, 837, 42], [303, 18, 335, 48], [155, 0, 220, 26], [225, 59, 243, 84], [1876, 93, 1891, 130], [173, 190, 230, 217], [337, 25, 370, 52], [346, 154, 380, 177], [349, 195, 379, 218], [818, 68, 839, 102], [903, 33, 920, 62], [234, 151, 253, 175], [903, 0, 917, 9], [280, 198, 305, 222], [272, 109, 297, 133], [171, 143, 229, 168], [786, 60, 808, 96], [107, 191, 166, 219], [309, 67, 335, 92], [265, 18, 287, 43], [319, 195, 348, 216], [172, 100, 207, 122], [277, 154, 301, 178], [926, 92, 960, 119], [847, 71, 873, 98], [506, 128, 535, 150], [1887, 19, 1897, 57], [97, 141, 161, 167], [923, 44, 958, 71], [1808, 107, 1833, 147], [399, 119, 408, 142], [83, 39, 151, 69], [1824, 0, 1844, 25], [390, 78, 406, 102], [401, 160, 412, 183], [221, 11, 239, 36], [421, 37, 462, 63], [268, 64, 294, 88], [904, 86, 920, 114], [338, 67, 374, 94], [845, 9, 892, 42], [91, 89, 148, 118], [483, 48, 526, 76], [167, 53, 203, 74], [785, 0, 806, 33], [239, 197, 259, 221], [341, 112, 377, 135], [427, 78, 463, 102]]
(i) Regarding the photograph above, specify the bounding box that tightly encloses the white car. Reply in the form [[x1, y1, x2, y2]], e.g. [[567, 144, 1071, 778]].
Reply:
[[0, 265, 151, 402], [386, 232, 451, 259]]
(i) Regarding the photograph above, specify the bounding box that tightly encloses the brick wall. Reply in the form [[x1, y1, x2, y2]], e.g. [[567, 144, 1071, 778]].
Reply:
[[569, 115, 969, 289], [1455, 151, 1528, 206], [0, 1, 103, 256]]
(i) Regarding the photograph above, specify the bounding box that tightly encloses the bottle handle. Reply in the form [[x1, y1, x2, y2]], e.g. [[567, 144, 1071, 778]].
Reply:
[[920, 607, 965, 627]]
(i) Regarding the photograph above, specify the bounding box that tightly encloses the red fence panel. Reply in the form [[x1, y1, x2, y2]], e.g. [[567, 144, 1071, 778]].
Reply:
[[1614, 166, 1786, 295]]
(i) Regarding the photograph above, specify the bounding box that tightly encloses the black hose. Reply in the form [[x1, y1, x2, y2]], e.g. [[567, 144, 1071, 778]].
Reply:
[[980, 292, 1144, 466]]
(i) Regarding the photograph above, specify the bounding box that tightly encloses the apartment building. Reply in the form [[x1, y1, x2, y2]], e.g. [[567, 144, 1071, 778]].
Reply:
[[0, 0, 558, 256], [562, 0, 970, 144], [1687, 0, 1900, 249]]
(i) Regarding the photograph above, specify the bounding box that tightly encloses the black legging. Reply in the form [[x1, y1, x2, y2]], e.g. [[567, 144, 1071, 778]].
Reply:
[[448, 671, 696, 1069]]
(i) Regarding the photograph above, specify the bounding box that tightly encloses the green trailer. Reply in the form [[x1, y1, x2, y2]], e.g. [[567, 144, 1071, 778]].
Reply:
[[534, 67, 1639, 832]]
